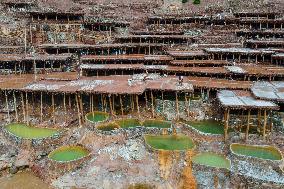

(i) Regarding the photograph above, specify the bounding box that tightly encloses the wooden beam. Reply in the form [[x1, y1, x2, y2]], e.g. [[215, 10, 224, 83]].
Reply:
[[25, 92, 29, 124], [161, 91, 165, 113], [63, 93, 66, 123], [245, 109, 251, 141]]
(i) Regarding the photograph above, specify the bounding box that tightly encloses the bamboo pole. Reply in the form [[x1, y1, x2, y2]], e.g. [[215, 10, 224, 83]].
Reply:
[[21, 92, 26, 122], [40, 92, 43, 122], [263, 109, 267, 139], [75, 94, 82, 127], [25, 92, 29, 124], [13, 91, 18, 122], [151, 91, 155, 117], [136, 95, 140, 118], [175, 92, 179, 120], [224, 109, 230, 141], [52, 93, 55, 123], [5, 91, 10, 123], [120, 95, 124, 116], [245, 109, 251, 141]]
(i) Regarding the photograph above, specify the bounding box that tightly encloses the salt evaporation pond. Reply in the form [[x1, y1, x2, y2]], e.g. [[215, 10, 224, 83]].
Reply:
[[5, 123, 59, 139], [186, 120, 224, 134], [97, 122, 120, 131], [85, 111, 109, 123], [231, 143, 282, 161], [116, 119, 141, 129], [144, 134, 195, 150], [48, 146, 90, 162], [143, 119, 171, 128], [0, 171, 51, 189], [192, 152, 231, 169]]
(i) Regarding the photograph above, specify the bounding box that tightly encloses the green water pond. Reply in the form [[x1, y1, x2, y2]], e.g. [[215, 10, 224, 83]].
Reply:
[[116, 119, 141, 129], [5, 123, 59, 139], [86, 112, 109, 123], [231, 143, 282, 161], [144, 134, 195, 151], [143, 120, 171, 128], [185, 120, 225, 135], [192, 152, 231, 169], [48, 146, 90, 162]]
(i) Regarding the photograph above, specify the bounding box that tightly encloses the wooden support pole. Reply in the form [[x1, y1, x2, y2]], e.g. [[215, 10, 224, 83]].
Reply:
[[257, 109, 261, 132], [21, 92, 26, 122], [40, 92, 43, 123], [91, 94, 94, 113], [112, 95, 115, 114], [75, 94, 82, 127], [144, 91, 148, 109], [68, 94, 71, 108], [130, 95, 134, 112], [269, 110, 273, 132], [101, 94, 104, 111], [79, 94, 84, 123], [263, 109, 267, 139], [245, 109, 251, 141], [120, 95, 124, 116], [63, 93, 66, 123], [161, 91, 165, 113], [89, 94, 92, 113], [175, 92, 179, 120], [109, 95, 113, 115], [13, 91, 18, 122], [224, 109, 230, 141], [25, 92, 29, 124], [52, 93, 55, 123], [185, 93, 190, 117], [5, 91, 10, 123], [151, 91, 155, 117], [136, 95, 140, 118]]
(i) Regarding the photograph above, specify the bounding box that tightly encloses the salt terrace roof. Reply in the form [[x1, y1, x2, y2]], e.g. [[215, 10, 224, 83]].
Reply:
[[38, 43, 165, 49], [204, 48, 275, 54], [272, 53, 284, 59], [131, 30, 184, 35], [246, 39, 284, 45], [167, 51, 207, 58], [20, 75, 193, 94], [251, 81, 284, 102], [217, 90, 278, 109], [81, 54, 173, 61], [0, 54, 71, 62], [188, 77, 252, 90], [170, 60, 229, 66], [116, 35, 194, 39]]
